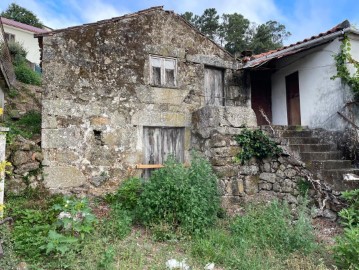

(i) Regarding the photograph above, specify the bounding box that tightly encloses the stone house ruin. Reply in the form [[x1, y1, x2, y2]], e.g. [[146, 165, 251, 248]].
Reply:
[[36, 6, 256, 194]]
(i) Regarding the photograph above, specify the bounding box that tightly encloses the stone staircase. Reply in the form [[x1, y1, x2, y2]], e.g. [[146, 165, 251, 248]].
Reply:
[[262, 125, 359, 191]]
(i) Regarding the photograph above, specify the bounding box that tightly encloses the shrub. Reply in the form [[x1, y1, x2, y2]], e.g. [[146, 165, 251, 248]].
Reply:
[[235, 128, 282, 164], [14, 63, 41, 85], [7, 40, 27, 59], [333, 189, 359, 269], [105, 177, 143, 211], [137, 153, 220, 234]]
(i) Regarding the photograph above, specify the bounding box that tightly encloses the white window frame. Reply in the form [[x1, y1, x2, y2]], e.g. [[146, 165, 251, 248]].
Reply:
[[149, 55, 177, 87], [4, 32, 15, 42]]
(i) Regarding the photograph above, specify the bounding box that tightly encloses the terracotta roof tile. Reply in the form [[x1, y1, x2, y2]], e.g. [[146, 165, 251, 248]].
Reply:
[[1, 17, 48, 34], [248, 20, 350, 62]]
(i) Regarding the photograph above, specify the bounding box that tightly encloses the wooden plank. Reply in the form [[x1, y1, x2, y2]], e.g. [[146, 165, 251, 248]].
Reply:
[[204, 67, 224, 106], [136, 164, 164, 169]]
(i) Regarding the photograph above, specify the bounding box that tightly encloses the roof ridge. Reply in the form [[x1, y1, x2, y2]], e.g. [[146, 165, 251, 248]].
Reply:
[[35, 6, 164, 37]]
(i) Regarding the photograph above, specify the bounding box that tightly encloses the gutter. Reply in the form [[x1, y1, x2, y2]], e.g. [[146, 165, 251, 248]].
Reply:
[[242, 27, 355, 69]]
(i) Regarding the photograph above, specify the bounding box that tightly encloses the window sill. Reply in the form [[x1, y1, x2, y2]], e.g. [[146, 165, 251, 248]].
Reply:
[[150, 84, 178, 89]]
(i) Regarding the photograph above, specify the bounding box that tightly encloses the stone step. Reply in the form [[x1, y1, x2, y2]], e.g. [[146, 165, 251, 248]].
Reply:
[[321, 168, 359, 191], [310, 160, 352, 170], [284, 137, 320, 144], [290, 144, 336, 152], [300, 151, 343, 162], [279, 130, 313, 138]]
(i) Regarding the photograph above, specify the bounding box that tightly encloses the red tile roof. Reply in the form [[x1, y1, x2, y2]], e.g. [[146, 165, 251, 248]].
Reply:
[[243, 20, 351, 68], [1, 17, 48, 34]]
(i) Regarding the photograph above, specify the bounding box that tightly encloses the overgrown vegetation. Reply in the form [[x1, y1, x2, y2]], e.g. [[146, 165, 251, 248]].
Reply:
[[333, 189, 359, 269], [0, 155, 349, 269], [137, 154, 220, 235], [235, 128, 282, 164], [7, 40, 41, 85], [332, 34, 359, 99], [5, 110, 41, 142]]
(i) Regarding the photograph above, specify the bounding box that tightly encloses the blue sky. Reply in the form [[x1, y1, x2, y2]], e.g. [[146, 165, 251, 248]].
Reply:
[[1, 0, 359, 45]]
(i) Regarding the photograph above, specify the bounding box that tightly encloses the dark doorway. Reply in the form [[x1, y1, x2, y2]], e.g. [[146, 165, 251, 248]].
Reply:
[[285, 72, 301, 125], [251, 71, 272, 125], [204, 67, 224, 106]]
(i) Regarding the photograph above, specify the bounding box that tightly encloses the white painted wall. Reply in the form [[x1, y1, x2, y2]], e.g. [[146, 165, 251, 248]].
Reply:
[[3, 24, 41, 65], [271, 36, 358, 130]]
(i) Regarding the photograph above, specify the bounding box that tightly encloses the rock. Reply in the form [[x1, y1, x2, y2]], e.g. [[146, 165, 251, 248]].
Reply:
[[204, 263, 215, 270], [231, 179, 244, 196], [91, 174, 109, 187], [244, 175, 259, 195], [44, 166, 87, 189], [323, 209, 337, 221], [276, 170, 285, 178], [165, 259, 190, 270], [282, 179, 294, 193], [284, 168, 297, 178], [14, 162, 40, 175], [32, 152, 44, 162], [12, 151, 31, 166], [273, 182, 281, 192], [16, 262, 28, 270], [263, 162, 271, 172], [259, 172, 276, 183], [239, 165, 259, 175], [284, 194, 298, 204], [259, 182, 272, 191]]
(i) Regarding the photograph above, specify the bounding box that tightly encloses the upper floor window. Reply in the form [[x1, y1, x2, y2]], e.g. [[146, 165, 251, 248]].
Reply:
[[150, 56, 177, 87], [4, 32, 15, 42]]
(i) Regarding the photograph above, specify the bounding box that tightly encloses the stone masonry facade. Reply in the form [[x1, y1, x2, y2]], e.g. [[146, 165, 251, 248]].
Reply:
[[39, 7, 256, 195]]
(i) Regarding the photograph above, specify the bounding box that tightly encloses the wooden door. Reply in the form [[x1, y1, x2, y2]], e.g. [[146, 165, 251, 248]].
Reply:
[[143, 127, 184, 178], [204, 67, 224, 106], [286, 72, 301, 125]]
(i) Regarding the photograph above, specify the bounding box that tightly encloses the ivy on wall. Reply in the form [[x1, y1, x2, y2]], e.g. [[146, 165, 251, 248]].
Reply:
[[332, 34, 359, 99]]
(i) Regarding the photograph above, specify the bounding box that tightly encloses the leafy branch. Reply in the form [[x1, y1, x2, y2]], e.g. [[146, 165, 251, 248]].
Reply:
[[332, 35, 359, 99]]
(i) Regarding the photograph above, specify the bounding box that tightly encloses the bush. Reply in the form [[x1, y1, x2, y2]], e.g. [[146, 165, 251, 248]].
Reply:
[[105, 177, 143, 211], [7, 40, 27, 59], [235, 128, 282, 164], [333, 189, 359, 269], [137, 153, 220, 234], [14, 63, 41, 85]]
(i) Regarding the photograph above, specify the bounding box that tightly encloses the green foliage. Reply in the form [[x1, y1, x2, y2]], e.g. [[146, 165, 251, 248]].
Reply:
[[333, 189, 359, 269], [6, 40, 42, 85], [298, 178, 311, 196], [7, 40, 27, 59], [235, 128, 282, 164], [332, 35, 359, 99], [6, 110, 41, 142], [137, 153, 220, 235], [102, 204, 132, 239], [191, 200, 318, 269], [181, 8, 290, 54], [98, 246, 116, 270], [1, 3, 43, 28], [14, 63, 42, 85], [105, 177, 143, 211]]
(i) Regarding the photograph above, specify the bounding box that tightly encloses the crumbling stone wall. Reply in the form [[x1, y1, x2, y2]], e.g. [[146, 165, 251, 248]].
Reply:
[[192, 107, 341, 218], [40, 8, 250, 194]]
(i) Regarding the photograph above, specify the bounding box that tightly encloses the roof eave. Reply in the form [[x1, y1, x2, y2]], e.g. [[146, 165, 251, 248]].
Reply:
[[242, 27, 353, 69]]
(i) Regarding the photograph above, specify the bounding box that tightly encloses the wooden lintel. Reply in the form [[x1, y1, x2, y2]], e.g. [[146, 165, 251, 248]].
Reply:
[[136, 164, 165, 169]]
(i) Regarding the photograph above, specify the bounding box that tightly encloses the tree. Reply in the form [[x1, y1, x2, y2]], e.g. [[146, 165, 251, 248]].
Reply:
[[249, 21, 291, 54], [197, 8, 220, 41], [182, 9, 291, 55], [221, 13, 250, 54], [1, 3, 43, 28], [181, 11, 200, 29]]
